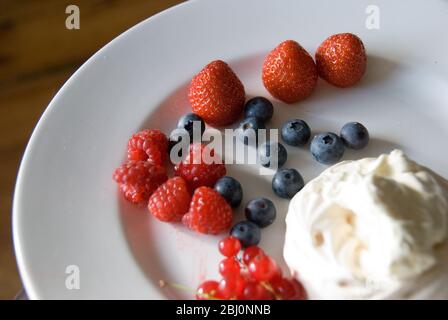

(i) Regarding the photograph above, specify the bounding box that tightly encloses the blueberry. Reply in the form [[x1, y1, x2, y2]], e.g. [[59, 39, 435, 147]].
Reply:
[[310, 132, 345, 165], [237, 117, 266, 146], [230, 221, 261, 247], [272, 168, 305, 199], [214, 176, 243, 208], [177, 113, 205, 142], [245, 197, 276, 228], [258, 141, 287, 168], [340, 122, 369, 150], [281, 119, 311, 146], [244, 97, 274, 122]]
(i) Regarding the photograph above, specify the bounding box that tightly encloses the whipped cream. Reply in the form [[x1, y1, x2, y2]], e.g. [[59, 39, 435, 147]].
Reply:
[[284, 150, 448, 299]]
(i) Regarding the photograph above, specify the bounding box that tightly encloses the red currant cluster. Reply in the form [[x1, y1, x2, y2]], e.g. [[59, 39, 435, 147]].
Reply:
[[196, 236, 307, 300]]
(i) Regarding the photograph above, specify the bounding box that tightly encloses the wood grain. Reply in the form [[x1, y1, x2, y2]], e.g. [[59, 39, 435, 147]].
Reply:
[[0, 0, 184, 299]]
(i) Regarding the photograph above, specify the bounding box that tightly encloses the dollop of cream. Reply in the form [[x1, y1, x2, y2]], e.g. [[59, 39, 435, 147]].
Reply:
[[284, 150, 448, 299]]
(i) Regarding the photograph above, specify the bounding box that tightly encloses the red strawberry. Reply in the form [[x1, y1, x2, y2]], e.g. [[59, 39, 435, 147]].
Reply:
[[315, 33, 366, 88], [182, 187, 233, 234], [175, 143, 226, 190], [113, 161, 168, 206], [262, 40, 317, 104], [189, 60, 245, 126], [127, 129, 168, 166], [148, 177, 191, 222]]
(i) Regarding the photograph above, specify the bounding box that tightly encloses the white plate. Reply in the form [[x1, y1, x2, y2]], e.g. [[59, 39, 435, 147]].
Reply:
[[13, 0, 448, 299]]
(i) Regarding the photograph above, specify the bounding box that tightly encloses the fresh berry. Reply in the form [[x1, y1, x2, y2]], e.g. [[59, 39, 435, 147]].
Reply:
[[148, 177, 191, 222], [237, 117, 266, 145], [316, 33, 367, 88], [340, 122, 369, 150], [175, 143, 226, 190], [242, 246, 265, 265], [189, 60, 245, 126], [272, 168, 304, 199], [248, 255, 279, 282], [258, 141, 287, 168], [219, 257, 241, 277], [182, 187, 233, 234], [127, 129, 168, 165], [281, 119, 311, 146], [244, 97, 274, 122], [196, 280, 220, 300], [289, 279, 308, 300], [218, 236, 241, 257], [241, 281, 272, 300], [218, 275, 247, 299], [230, 221, 261, 247], [113, 161, 168, 206], [270, 277, 297, 300], [214, 176, 243, 208], [262, 40, 317, 103], [177, 113, 206, 142], [245, 197, 277, 228], [310, 132, 345, 164]]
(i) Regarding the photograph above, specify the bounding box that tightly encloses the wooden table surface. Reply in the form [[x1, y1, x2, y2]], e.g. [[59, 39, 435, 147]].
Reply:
[[0, 0, 184, 299]]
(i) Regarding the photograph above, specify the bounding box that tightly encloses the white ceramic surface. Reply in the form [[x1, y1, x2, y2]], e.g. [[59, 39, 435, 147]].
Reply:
[[13, 0, 448, 299]]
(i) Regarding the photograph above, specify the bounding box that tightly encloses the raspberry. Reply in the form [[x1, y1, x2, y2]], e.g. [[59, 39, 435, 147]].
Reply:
[[127, 129, 168, 165], [113, 161, 167, 206], [175, 143, 226, 190], [148, 177, 191, 222], [182, 187, 233, 234]]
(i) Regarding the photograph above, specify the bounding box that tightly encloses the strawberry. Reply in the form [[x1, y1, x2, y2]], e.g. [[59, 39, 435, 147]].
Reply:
[[262, 40, 317, 104], [113, 161, 168, 206], [182, 187, 233, 234], [148, 177, 191, 222], [315, 33, 366, 88], [175, 143, 226, 190], [127, 129, 168, 166], [189, 60, 245, 126]]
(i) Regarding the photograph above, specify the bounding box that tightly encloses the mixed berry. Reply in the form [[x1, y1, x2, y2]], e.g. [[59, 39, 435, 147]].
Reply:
[[113, 32, 371, 299]]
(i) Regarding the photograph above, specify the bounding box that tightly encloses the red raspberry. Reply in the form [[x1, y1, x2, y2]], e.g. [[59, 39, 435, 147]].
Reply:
[[127, 129, 168, 165], [182, 187, 233, 234], [315, 33, 367, 87], [148, 177, 191, 222], [189, 60, 245, 126], [175, 143, 226, 190], [262, 40, 317, 104], [113, 161, 167, 206]]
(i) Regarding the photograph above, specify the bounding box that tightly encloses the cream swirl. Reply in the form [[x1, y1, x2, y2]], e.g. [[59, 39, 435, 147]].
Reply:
[[284, 150, 448, 299]]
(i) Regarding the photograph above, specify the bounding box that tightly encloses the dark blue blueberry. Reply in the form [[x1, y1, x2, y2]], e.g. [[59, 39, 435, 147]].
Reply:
[[177, 113, 205, 142], [245, 197, 276, 228], [230, 221, 261, 247], [237, 117, 266, 146], [214, 176, 243, 208], [281, 119, 311, 146], [244, 97, 274, 122], [310, 132, 345, 165], [272, 168, 305, 199], [340, 122, 369, 150], [258, 141, 287, 168]]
